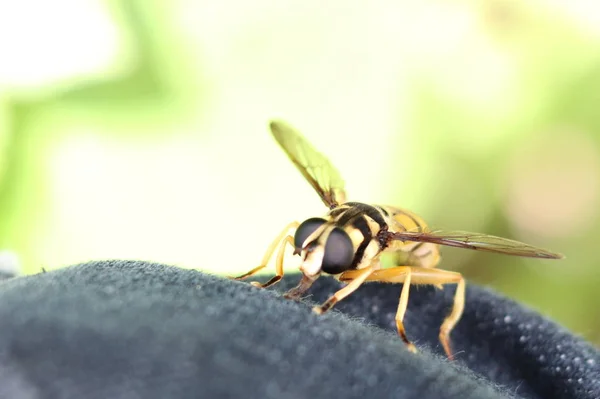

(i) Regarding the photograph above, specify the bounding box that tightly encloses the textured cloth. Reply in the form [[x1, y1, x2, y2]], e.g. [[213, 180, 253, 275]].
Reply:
[[0, 260, 597, 399]]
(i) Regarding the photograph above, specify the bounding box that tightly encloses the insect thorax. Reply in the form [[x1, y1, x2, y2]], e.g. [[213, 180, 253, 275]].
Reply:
[[324, 202, 389, 270], [327, 203, 440, 269]]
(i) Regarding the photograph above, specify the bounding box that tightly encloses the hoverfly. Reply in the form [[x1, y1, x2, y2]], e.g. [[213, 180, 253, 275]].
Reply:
[[232, 120, 564, 360]]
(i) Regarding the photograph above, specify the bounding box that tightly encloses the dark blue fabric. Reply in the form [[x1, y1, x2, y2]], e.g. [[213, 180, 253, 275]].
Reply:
[[0, 260, 597, 399]]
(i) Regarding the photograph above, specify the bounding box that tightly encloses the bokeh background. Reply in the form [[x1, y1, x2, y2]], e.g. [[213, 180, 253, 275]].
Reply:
[[1, 0, 598, 345]]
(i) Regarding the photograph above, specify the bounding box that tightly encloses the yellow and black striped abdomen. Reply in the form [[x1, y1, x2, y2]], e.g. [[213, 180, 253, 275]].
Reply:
[[378, 205, 441, 268]]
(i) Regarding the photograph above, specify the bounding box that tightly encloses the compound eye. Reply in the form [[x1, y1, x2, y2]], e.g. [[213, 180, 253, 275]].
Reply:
[[294, 218, 327, 250], [321, 227, 354, 275]]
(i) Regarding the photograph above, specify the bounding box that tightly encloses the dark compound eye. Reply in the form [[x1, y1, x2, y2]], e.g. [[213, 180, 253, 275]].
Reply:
[[321, 227, 354, 275], [294, 218, 327, 250]]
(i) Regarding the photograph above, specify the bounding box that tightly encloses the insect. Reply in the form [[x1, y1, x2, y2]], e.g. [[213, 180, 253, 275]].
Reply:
[[232, 120, 564, 360]]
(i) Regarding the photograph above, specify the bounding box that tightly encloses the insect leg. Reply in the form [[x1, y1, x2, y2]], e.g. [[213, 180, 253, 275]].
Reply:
[[313, 264, 376, 315], [283, 274, 318, 300], [230, 221, 299, 285], [339, 266, 465, 360], [251, 235, 295, 289], [438, 273, 465, 361], [394, 267, 417, 353], [341, 266, 417, 353]]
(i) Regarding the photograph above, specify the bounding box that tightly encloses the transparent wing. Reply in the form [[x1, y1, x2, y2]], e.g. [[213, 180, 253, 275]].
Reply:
[[270, 120, 347, 208], [390, 229, 564, 259]]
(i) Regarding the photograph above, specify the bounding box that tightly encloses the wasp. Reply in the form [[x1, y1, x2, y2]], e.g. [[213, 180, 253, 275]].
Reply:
[[232, 120, 564, 360]]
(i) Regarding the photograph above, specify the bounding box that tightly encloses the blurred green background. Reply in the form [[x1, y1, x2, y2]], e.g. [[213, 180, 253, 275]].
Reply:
[[0, 0, 598, 345]]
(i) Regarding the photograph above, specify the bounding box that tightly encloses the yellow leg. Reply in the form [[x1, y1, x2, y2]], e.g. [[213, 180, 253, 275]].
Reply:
[[339, 266, 416, 353], [313, 265, 376, 315], [230, 221, 299, 289], [439, 276, 465, 360], [251, 236, 295, 289], [339, 266, 465, 360], [395, 267, 417, 353]]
